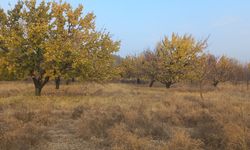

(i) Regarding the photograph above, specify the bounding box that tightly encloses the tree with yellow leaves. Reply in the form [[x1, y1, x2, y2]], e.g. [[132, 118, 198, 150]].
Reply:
[[156, 33, 207, 88], [120, 55, 144, 84], [0, 0, 119, 96], [141, 49, 159, 87], [0, 9, 10, 79], [207, 55, 234, 87], [190, 53, 213, 99]]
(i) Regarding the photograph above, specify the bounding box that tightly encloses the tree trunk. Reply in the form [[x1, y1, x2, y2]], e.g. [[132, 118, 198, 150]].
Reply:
[[55, 76, 61, 89], [165, 82, 172, 88], [149, 80, 155, 87], [190, 80, 193, 84], [66, 79, 70, 85], [213, 80, 219, 87], [66, 78, 74, 85], [35, 87, 42, 96], [136, 78, 141, 84], [32, 76, 49, 96]]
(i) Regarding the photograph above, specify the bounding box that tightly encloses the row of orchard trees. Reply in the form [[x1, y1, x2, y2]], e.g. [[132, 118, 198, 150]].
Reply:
[[0, 0, 120, 96], [1, 1, 249, 97], [119, 33, 250, 96]]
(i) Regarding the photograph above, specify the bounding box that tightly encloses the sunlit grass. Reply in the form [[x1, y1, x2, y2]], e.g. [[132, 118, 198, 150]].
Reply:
[[0, 81, 250, 149]]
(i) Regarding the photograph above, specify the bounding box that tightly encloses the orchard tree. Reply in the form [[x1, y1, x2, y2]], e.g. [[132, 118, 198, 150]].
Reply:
[[0, 2, 26, 80], [120, 55, 144, 84], [82, 31, 120, 83], [6, 0, 54, 96], [120, 56, 134, 82], [142, 49, 158, 87], [190, 54, 213, 99], [156, 33, 207, 88], [228, 58, 244, 85], [120, 56, 134, 79], [134, 54, 145, 84], [45, 1, 97, 89], [0, 9, 13, 80], [0, 0, 119, 96], [208, 55, 233, 87]]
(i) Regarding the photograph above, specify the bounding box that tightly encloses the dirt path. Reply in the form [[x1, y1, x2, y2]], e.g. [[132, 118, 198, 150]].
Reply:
[[32, 113, 93, 150]]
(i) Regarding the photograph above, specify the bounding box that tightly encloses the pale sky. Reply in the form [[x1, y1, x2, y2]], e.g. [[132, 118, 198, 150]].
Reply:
[[1, 0, 250, 62]]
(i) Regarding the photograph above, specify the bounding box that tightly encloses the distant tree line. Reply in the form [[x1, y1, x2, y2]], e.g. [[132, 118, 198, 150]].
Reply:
[[118, 33, 250, 98]]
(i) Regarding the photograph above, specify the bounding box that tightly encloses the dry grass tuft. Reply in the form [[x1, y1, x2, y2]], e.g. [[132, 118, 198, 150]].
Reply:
[[0, 113, 49, 150], [166, 129, 204, 150]]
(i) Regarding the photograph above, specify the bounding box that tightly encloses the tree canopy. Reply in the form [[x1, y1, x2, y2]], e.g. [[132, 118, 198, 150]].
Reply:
[[0, 0, 120, 96]]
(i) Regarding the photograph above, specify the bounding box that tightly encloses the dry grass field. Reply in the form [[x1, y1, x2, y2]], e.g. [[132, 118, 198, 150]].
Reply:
[[0, 81, 250, 150]]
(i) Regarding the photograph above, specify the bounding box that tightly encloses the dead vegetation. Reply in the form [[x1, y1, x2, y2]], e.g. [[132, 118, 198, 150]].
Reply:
[[0, 81, 250, 150]]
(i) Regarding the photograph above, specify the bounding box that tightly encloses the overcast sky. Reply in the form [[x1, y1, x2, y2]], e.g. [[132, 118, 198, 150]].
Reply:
[[1, 0, 250, 62]]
